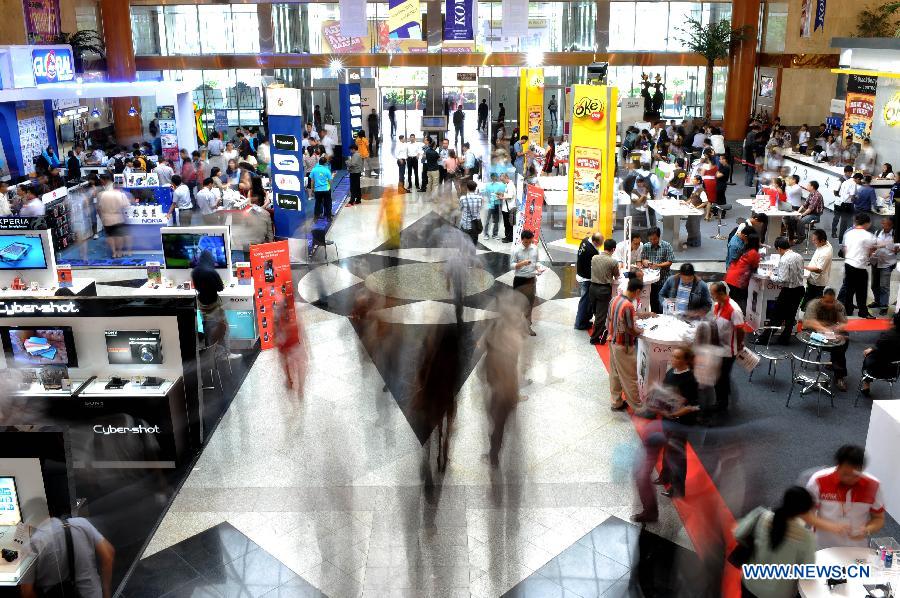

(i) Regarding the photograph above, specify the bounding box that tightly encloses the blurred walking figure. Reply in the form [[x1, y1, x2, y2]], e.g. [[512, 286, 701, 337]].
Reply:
[[482, 291, 527, 466], [274, 295, 308, 397], [440, 224, 479, 326], [510, 229, 544, 335], [378, 185, 404, 250]]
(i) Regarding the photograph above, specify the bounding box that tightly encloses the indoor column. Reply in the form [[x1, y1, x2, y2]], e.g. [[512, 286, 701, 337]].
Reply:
[[723, 0, 761, 141], [100, 0, 143, 144]]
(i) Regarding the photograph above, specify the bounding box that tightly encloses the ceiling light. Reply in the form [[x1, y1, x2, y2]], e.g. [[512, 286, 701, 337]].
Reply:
[[329, 59, 344, 75], [526, 49, 544, 68]]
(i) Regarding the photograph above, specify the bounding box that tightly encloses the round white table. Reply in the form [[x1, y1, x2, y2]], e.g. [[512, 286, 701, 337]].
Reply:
[[799, 547, 900, 597], [635, 314, 696, 404]]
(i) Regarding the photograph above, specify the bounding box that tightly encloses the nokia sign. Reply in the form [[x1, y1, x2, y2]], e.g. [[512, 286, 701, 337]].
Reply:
[[32, 48, 75, 84]]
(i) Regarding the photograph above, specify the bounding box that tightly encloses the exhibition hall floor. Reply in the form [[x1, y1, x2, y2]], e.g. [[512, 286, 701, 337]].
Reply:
[[118, 174, 896, 597]]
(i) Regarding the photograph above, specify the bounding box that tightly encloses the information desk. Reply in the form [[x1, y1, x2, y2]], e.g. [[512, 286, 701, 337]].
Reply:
[[784, 154, 894, 209], [799, 547, 899, 597], [865, 400, 900, 521]]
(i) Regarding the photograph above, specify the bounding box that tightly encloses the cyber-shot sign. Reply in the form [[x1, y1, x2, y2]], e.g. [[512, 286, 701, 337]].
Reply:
[[272, 154, 300, 172], [274, 174, 303, 192], [273, 134, 298, 152], [32, 48, 74, 84], [277, 193, 300, 211]]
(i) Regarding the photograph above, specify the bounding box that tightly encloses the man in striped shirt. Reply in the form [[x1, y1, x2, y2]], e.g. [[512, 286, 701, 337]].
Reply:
[[458, 180, 484, 245], [607, 277, 645, 411]]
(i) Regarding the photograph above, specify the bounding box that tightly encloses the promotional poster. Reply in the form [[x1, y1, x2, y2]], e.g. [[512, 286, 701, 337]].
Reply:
[[514, 185, 545, 246], [249, 241, 295, 351], [844, 75, 877, 142], [518, 68, 544, 145], [388, 0, 422, 39], [570, 146, 603, 240], [267, 88, 307, 236]]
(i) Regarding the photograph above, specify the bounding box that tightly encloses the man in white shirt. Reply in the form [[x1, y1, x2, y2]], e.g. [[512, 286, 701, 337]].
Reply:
[[438, 138, 450, 185], [305, 123, 320, 141], [18, 186, 45, 217], [395, 135, 408, 189], [803, 229, 833, 306], [405, 134, 422, 191], [785, 174, 804, 209], [463, 143, 477, 177], [806, 445, 885, 549], [613, 232, 643, 271], [855, 138, 877, 175], [869, 216, 898, 313], [710, 281, 745, 412], [838, 212, 876, 318], [835, 172, 862, 243], [195, 177, 221, 224], [167, 174, 193, 226], [320, 129, 336, 158], [154, 160, 174, 186], [498, 172, 516, 243]]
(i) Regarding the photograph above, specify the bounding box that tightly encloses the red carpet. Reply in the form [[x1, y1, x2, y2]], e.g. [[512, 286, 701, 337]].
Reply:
[[592, 337, 742, 597], [845, 318, 891, 332]]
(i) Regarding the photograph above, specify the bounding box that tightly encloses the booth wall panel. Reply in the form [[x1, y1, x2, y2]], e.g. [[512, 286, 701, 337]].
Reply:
[[0, 315, 184, 380], [870, 79, 900, 166], [777, 69, 838, 125], [2, 458, 49, 524]]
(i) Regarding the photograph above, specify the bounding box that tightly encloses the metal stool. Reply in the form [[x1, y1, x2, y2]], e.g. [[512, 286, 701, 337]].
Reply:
[[854, 360, 900, 407], [748, 326, 790, 391], [787, 352, 834, 417], [710, 203, 733, 241], [802, 219, 820, 254]]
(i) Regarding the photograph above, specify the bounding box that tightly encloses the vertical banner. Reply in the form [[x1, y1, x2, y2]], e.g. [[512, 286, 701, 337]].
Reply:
[[844, 75, 878, 143], [340, 0, 369, 37], [799, 0, 812, 37], [267, 88, 307, 237], [519, 68, 544, 146], [814, 0, 826, 31], [444, 0, 475, 41], [388, 0, 422, 38], [213, 109, 228, 133], [23, 0, 60, 43], [249, 241, 295, 351], [514, 185, 545, 245], [566, 84, 618, 244], [501, 0, 528, 37], [339, 83, 363, 158], [157, 106, 180, 163]]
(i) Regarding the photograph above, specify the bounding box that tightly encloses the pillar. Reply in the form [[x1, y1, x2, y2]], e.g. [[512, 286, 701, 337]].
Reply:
[[100, 0, 143, 144], [723, 0, 761, 141]]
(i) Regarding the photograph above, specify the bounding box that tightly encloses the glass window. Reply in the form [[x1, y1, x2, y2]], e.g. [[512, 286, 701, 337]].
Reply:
[[131, 6, 162, 56], [163, 6, 200, 55], [608, 2, 636, 51], [762, 2, 788, 53], [231, 6, 261, 53], [197, 6, 232, 54]]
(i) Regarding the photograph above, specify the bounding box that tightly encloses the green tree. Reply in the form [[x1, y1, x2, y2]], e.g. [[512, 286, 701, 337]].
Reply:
[[53, 30, 105, 73], [856, 2, 900, 37], [677, 18, 748, 120]]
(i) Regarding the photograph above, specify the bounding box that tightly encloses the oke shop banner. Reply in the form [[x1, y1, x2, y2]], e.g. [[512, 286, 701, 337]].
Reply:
[[388, 0, 422, 39], [566, 84, 617, 243], [519, 68, 544, 146], [514, 185, 545, 246], [844, 75, 877, 143], [249, 240, 295, 351]]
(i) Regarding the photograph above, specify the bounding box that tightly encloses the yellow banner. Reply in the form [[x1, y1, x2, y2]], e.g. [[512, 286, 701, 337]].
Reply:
[[519, 68, 544, 145], [567, 84, 617, 242], [388, 0, 422, 38]]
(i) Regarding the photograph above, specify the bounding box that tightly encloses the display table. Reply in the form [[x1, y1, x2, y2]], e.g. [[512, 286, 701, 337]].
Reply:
[[799, 547, 899, 597], [636, 315, 696, 403], [617, 269, 660, 312], [542, 190, 568, 230], [646, 200, 704, 247], [784, 154, 894, 209], [0, 277, 97, 297], [537, 175, 568, 191], [736, 199, 796, 246], [865, 400, 900, 521]]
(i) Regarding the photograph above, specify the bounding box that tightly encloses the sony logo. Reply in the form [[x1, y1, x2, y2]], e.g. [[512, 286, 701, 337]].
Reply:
[[93, 424, 160, 435], [0, 302, 78, 316]]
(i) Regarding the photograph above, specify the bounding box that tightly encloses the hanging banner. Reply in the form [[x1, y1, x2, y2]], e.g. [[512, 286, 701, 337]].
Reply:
[[444, 0, 475, 41], [267, 88, 308, 236], [814, 0, 826, 31], [844, 75, 877, 142], [519, 68, 544, 145], [321, 20, 427, 53], [213, 109, 228, 132], [514, 185, 545, 246], [157, 106, 179, 163], [339, 83, 363, 158], [388, 0, 422, 39], [566, 84, 618, 243], [339, 0, 369, 38], [799, 0, 812, 38], [501, 0, 528, 38], [23, 0, 61, 44], [249, 240, 295, 351]]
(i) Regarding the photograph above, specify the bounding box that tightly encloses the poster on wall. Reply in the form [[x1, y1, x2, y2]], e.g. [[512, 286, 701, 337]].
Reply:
[[519, 68, 544, 146], [157, 105, 179, 162], [844, 75, 878, 142], [23, 0, 61, 44], [570, 147, 603, 240], [249, 240, 295, 351], [388, 0, 422, 39], [17, 114, 49, 175], [513, 185, 545, 246], [321, 20, 427, 53]]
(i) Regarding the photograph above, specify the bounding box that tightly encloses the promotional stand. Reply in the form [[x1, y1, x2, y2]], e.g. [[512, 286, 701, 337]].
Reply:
[[519, 68, 544, 145], [266, 87, 308, 238]]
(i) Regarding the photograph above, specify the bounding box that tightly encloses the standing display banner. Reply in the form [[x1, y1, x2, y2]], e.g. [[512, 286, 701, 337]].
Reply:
[[501, 0, 528, 37], [519, 68, 544, 146], [157, 105, 179, 163], [339, 83, 363, 158], [340, 0, 369, 37], [566, 84, 618, 243], [844, 75, 878, 143], [249, 240, 295, 350], [514, 184, 545, 245], [388, 0, 422, 38], [266, 88, 307, 237], [213, 109, 228, 134], [622, 216, 632, 269], [444, 0, 475, 41]]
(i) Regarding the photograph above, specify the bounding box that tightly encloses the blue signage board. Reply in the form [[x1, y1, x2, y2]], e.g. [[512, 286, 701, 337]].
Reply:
[[31, 48, 75, 84]]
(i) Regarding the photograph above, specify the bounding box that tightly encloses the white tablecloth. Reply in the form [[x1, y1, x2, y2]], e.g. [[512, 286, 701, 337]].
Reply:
[[866, 400, 900, 521], [799, 547, 899, 597]]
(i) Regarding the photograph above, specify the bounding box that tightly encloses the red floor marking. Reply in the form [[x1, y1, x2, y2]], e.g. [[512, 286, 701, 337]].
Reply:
[[591, 334, 741, 596], [845, 318, 891, 332]]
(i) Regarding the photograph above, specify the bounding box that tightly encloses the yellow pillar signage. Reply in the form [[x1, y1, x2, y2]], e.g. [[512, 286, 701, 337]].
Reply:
[[566, 84, 618, 243], [519, 68, 544, 144]]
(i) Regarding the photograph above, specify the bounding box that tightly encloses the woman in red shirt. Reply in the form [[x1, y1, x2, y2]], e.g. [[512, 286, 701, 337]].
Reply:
[[724, 231, 761, 313]]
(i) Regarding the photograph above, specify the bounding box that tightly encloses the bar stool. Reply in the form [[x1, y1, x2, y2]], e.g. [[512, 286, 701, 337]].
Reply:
[[710, 203, 733, 241], [854, 360, 900, 407]]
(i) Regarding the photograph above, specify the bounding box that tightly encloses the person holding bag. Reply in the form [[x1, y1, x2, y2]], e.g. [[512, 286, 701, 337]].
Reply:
[[733, 486, 816, 598]]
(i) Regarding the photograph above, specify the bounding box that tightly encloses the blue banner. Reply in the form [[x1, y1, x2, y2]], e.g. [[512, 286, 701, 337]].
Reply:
[[31, 48, 74, 84], [444, 0, 474, 41], [213, 109, 228, 132], [268, 114, 308, 237], [339, 83, 363, 158], [814, 0, 826, 31]]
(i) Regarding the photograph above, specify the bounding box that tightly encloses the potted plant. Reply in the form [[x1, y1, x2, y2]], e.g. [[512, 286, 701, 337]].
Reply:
[[677, 18, 748, 120], [54, 30, 105, 73], [856, 2, 900, 37]]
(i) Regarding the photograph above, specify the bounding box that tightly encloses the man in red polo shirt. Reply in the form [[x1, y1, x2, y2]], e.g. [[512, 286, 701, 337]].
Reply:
[[805, 445, 885, 548]]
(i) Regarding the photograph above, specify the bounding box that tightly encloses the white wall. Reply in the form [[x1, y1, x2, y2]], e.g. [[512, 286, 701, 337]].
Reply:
[[0, 315, 183, 380], [0, 458, 48, 525], [870, 77, 900, 168]]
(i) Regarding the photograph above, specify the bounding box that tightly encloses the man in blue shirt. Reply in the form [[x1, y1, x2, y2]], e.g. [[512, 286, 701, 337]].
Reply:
[[854, 175, 877, 214], [513, 136, 528, 175], [725, 228, 745, 269], [310, 157, 333, 220], [485, 173, 505, 239]]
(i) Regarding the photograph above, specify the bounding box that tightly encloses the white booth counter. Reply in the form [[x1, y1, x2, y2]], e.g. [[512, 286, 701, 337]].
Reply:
[[865, 400, 900, 521], [745, 258, 785, 329], [736, 198, 797, 246], [636, 315, 696, 403], [799, 547, 900, 598], [0, 549, 35, 586], [784, 153, 894, 209]]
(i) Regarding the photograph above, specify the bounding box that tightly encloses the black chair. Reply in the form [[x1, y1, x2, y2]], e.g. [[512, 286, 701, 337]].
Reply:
[[854, 360, 900, 407], [710, 203, 733, 241]]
